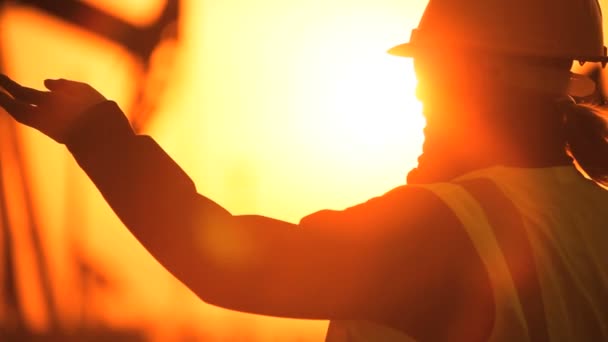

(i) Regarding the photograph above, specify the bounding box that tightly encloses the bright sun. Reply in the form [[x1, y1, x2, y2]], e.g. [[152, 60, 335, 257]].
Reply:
[[196, 2, 429, 219], [147, 1, 432, 223]]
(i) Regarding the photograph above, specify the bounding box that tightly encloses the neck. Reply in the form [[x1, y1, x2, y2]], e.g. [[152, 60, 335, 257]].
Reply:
[[407, 100, 572, 184]]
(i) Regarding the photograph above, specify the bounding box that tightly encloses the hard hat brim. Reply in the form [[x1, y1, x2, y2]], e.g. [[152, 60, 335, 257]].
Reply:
[[387, 42, 597, 97], [387, 43, 415, 57], [387, 42, 608, 64]]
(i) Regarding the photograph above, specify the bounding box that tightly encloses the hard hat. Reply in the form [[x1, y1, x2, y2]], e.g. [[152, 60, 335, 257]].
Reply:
[[389, 0, 608, 63]]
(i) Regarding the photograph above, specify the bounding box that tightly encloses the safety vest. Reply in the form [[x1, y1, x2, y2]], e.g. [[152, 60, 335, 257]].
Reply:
[[326, 166, 608, 341]]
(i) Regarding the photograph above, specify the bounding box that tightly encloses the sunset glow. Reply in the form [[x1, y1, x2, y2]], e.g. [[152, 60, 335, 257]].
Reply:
[[0, 0, 428, 340]]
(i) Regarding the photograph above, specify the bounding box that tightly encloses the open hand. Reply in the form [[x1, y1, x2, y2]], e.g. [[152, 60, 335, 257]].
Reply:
[[0, 74, 107, 143]]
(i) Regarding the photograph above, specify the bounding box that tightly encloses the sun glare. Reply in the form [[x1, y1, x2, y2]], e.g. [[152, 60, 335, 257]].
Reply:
[[181, 0, 428, 221]]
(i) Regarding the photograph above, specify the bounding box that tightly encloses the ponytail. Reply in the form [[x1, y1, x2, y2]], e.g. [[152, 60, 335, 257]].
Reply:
[[562, 101, 608, 186]]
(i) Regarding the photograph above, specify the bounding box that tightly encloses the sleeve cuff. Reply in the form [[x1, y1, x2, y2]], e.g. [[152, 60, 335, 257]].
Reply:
[[65, 100, 136, 156]]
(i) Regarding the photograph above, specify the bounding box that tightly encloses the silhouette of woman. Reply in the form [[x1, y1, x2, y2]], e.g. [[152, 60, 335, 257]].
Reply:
[[1, 0, 608, 340]]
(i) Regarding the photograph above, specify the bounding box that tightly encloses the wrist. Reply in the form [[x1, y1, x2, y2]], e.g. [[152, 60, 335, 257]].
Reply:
[[64, 101, 135, 152]]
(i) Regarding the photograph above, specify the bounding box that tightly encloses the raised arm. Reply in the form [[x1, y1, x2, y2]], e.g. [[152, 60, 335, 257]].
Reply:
[[0, 76, 493, 340]]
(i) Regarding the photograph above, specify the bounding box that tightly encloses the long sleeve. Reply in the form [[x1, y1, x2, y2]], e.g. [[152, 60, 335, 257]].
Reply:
[[65, 101, 233, 286], [62, 102, 493, 340]]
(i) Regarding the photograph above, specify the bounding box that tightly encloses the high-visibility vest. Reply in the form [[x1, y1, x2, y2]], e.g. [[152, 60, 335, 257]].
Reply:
[[326, 166, 608, 341]]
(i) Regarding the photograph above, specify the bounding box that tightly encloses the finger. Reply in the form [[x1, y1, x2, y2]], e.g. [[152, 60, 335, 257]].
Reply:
[[0, 74, 47, 104], [0, 83, 14, 99], [0, 92, 37, 125]]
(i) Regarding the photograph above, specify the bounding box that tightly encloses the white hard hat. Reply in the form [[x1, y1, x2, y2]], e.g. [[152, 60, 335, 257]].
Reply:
[[389, 0, 608, 63]]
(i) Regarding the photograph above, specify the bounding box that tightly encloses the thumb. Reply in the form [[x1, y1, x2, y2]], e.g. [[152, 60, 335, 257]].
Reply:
[[43, 79, 106, 103], [44, 78, 81, 91]]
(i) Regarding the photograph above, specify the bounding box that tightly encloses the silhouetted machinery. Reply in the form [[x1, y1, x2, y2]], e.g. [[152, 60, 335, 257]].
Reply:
[[0, 1, 180, 340]]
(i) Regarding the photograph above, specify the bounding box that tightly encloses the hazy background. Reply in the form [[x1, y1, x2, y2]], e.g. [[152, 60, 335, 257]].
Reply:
[[5, 0, 597, 340]]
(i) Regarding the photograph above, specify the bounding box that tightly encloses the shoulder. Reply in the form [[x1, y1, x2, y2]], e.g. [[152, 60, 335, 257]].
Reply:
[[299, 184, 462, 234], [300, 183, 495, 340]]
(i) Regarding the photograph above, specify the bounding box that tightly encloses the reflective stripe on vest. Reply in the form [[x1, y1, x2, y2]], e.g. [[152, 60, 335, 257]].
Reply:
[[326, 178, 548, 341], [457, 178, 549, 342]]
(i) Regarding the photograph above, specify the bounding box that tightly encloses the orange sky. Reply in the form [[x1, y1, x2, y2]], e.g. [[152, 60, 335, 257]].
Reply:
[[0, 0, 428, 340]]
